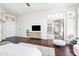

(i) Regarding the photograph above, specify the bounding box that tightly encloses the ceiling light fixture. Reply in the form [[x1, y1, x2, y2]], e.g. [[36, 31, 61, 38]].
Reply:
[[26, 3, 30, 7]]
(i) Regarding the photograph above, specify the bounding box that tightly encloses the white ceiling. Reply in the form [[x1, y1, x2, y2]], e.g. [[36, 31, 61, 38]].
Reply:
[[0, 3, 79, 17]]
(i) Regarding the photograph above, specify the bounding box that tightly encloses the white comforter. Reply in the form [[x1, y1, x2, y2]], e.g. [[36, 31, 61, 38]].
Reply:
[[0, 43, 41, 56]]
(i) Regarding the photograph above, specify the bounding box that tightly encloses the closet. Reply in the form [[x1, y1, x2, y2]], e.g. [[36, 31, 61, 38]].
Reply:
[[5, 15, 16, 38], [0, 6, 16, 41], [0, 7, 6, 41]]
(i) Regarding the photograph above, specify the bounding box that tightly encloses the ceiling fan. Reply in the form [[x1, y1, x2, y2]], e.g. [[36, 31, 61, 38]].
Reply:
[[25, 3, 30, 7]]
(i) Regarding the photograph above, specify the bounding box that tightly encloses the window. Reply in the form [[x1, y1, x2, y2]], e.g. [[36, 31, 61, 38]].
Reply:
[[67, 10, 76, 37]]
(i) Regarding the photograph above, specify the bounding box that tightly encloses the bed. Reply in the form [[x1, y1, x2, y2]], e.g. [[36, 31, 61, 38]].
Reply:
[[0, 43, 41, 56]]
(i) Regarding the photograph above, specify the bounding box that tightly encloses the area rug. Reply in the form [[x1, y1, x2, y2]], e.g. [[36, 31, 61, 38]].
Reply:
[[0, 41, 55, 56], [19, 42, 55, 56]]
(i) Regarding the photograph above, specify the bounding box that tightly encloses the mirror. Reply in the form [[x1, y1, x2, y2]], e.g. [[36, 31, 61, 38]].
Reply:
[[47, 19, 64, 40]]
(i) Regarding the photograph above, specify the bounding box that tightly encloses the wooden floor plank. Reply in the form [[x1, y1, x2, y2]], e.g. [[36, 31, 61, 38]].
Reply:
[[3, 37, 74, 56]]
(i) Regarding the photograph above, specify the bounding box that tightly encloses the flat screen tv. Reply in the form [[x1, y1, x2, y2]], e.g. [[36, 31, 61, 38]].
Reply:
[[32, 25, 41, 31]]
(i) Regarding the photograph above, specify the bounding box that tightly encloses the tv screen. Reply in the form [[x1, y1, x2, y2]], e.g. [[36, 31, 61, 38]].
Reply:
[[32, 25, 41, 31]]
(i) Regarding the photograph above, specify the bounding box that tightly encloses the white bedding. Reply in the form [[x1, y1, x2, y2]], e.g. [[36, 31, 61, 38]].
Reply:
[[0, 43, 41, 56]]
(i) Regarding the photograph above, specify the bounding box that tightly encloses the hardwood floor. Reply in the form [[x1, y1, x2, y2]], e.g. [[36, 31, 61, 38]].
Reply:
[[3, 36, 74, 56]]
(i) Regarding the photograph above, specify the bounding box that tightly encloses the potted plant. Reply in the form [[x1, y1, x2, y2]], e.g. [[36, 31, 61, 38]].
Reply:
[[26, 29, 29, 36]]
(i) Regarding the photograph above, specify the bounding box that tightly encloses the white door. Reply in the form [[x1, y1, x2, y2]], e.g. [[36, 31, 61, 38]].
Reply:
[[5, 17, 15, 37], [2, 22, 6, 39]]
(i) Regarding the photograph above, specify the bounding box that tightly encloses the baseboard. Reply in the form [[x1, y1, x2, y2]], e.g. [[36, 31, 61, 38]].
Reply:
[[15, 36, 27, 39], [28, 37, 42, 40], [6, 36, 16, 38], [5, 36, 48, 40]]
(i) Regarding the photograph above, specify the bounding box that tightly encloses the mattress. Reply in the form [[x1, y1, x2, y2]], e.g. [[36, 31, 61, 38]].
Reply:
[[0, 43, 41, 56]]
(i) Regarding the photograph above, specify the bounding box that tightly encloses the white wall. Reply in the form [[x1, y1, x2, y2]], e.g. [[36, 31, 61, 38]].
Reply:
[[16, 10, 67, 39], [16, 5, 78, 40], [16, 11, 48, 39]]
